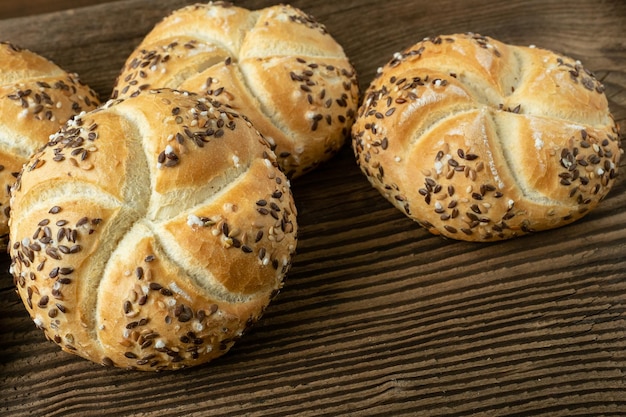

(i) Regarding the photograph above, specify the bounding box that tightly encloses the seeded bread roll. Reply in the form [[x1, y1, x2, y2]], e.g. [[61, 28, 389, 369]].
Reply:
[[9, 89, 298, 370], [352, 33, 622, 241], [111, 1, 359, 179], [0, 41, 99, 250]]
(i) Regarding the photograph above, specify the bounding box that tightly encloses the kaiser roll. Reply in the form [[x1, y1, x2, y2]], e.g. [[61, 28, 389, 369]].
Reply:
[[9, 88, 298, 370], [111, 1, 359, 179], [0, 41, 99, 250], [352, 33, 622, 241]]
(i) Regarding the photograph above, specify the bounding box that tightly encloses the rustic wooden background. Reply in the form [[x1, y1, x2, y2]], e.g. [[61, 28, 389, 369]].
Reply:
[[1, 0, 625, 415]]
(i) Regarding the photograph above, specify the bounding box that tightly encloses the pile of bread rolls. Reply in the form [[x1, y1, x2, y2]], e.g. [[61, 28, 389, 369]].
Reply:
[[4, 3, 621, 371], [7, 2, 356, 371]]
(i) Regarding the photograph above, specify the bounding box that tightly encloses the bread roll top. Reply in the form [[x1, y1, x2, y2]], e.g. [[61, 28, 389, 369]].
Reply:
[[10, 89, 297, 370], [353, 33, 621, 241], [112, 2, 359, 178], [0, 41, 100, 247]]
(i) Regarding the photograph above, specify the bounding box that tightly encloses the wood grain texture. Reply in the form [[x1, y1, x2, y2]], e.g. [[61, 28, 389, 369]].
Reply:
[[1, 0, 625, 415], [0, 0, 120, 19]]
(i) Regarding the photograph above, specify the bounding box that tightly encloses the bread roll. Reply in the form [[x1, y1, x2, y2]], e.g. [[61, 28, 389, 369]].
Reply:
[[352, 33, 622, 241], [9, 89, 298, 370], [111, 2, 359, 179], [0, 41, 99, 250]]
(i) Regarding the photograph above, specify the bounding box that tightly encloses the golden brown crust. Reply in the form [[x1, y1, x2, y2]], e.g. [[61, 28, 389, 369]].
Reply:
[[111, 2, 359, 179], [0, 41, 100, 249], [352, 33, 622, 241], [9, 89, 297, 370]]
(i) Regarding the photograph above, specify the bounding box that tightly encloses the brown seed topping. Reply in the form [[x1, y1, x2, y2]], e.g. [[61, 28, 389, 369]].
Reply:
[[38, 295, 49, 308]]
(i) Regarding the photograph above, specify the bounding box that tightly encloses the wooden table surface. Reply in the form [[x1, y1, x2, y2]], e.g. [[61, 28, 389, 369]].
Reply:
[[1, 0, 625, 415]]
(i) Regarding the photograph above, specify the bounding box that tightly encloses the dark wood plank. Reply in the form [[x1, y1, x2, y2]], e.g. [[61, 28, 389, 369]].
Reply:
[[1, 0, 625, 416], [0, 0, 120, 19]]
